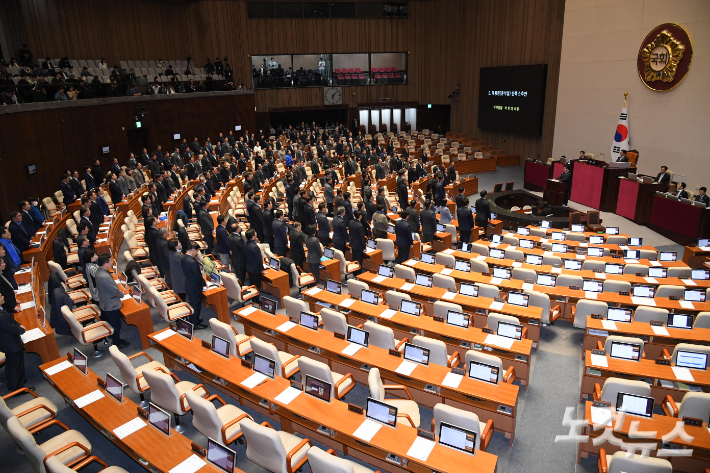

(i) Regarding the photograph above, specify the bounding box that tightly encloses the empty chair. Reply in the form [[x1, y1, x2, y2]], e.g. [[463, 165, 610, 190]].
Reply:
[[597, 450, 671, 473], [432, 403, 493, 451], [347, 279, 369, 299], [476, 282, 500, 299], [220, 272, 259, 308], [662, 392, 710, 422], [557, 274, 583, 288], [249, 337, 300, 378], [394, 264, 415, 281], [385, 290, 411, 309], [606, 235, 627, 245], [433, 301, 463, 319], [666, 343, 710, 369], [493, 183, 503, 193], [149, 286, 193, 323], [308, 446, 380, 473], [376, 238, 396, 263], [435, 253, 455, 267], [142, 368, 208, 433], [633, 306, 669, 324], [487, 313, 525, 338], [240, 418, 312, 473], [109, 346, 167, 408], [593, 377, 650, 403], [48, 260, 86, 289], [465, 350, 514, 384], [320, 308, 348, 334], [504, 181, 514, 191], [565, 232, 586, 242], [582, 260, 605, 272], [185, 390, 252, 445], [368, 367, 420, 427], [602, 280, 631, 293], [502, 234, 519, 246], [0, 387, 57, 431], [444, 224, 457, 246], [529, 227, 547, 237], [297, 356, 354, 399], [639, 249, 657, 260], [542, 254, 561, 266], [364, 321, 406, 351], [694, 312, 710, 328], [61, 305, 113, 358], [209, 319, 253, 358], [511, 269, 536, 284], [333, 249, 360, 281], [45, 456, 129, 473], [571, 299, 608, 329], [470, 243, 488, 256], [283, 296, 310, 321], [412, 335, 460, 367], [504, 248, 524, 261], [623, 263, 648, 276], [668, 267, 692, 278], [432, 274, 456, 291], [469, 258, 489, 274], [524, 290, 561, 325]]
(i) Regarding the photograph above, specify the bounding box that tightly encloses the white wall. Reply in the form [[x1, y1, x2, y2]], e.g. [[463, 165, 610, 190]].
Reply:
[[552, 0, 710, 189]]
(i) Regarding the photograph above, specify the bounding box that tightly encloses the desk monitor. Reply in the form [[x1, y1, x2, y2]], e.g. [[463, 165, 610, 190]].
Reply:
[[415, 274, 433, 288], [324, 247, 334, 259], [438, 422, 477, 455], [454, 260, 471, 272], [436, 223, 446, 233], [648, 267, 667, 278], [269, 257, 280, 271], [347, 326, 369, 347], [458, 242, 472, 253], [684, 289, 706, 302], [261, 298, 277, 315], [526, 254, 543, 265], [403, 343, 430, 365], [582, 279, 603, 293], [211, 336, 230, 358], [149, 402, 171, 436], [675, 350, 708, 371], [489, 248, 505, 259], [304, 375, 332, 402], [106, 373, 124, 403], [497, 321, 523, 340], [446, 310, 470, 328], [459, 282, 479, 297], [692, 269, 710, 280], [517, 227, 530, 236], [387, 224, 395, 234], [541, 220, 551, 229], [551, 243, 568, 253], [699, 239, 709, 247], [571, 224, 585, 233], [605, 263, 624, 275], [210, 271, 221, 286], [367, 239, 377, 249], [587, 247, 604, 257], [254, 353, 276, 379], [490, 213, 497, 220], [616, 392, 653, 418], [492, 266, 511, 280], [536, 273, 557, 287], [659, 252, 677, 262], [366, 398, 397, 427], [628, 237, 643, 246], [507, 292, 529, 307], [361, 289, 380, 305], [668, 313, 694, 329], [519, 239, 535, 249], [73, 348, 88, 375], [378, 265, 394, 278], [609, 341, 641, 361], [606, 227, 620, 235], [491, 234, 503, 244], [607, 308, 632, 323], [176, 319, 194, 340], [563, 259, 582, 271], [632, 285, 655, 298], [421, 253, 435, 264], [299, 311, 319, 331], [551, 232, 566, 241], [207, 438, 236, 473], [624, 250, 640, 260], [326, 279, 342, 295], [589, 235, 605, 245], [468, 360, 500, 388], [131, 285, 142, 304], [400, 299, 422, 317]]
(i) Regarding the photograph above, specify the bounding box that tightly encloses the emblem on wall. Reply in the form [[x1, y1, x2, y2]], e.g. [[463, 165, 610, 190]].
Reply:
[[637, 23, 693, 92]]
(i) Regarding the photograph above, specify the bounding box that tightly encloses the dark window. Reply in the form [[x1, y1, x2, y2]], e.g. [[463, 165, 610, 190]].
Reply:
[[330, 2, 356, 17], [276, 2, 303, 18], [247, 2, 275, 18], [303, 2, 329, 18], [357, 2, 383, 18]]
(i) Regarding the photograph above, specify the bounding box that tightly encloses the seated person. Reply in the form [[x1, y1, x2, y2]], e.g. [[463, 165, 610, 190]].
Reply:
[[676, 182, 688, 199], [655, 165, 671, 184], [695, 187, 710, 205]]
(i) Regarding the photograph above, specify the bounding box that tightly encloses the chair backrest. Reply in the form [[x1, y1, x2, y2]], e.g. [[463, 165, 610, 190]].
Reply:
[[283, 296, 309, 320], [694, 312, 710, 328], [511, 267, 535, 281], [249, 338, 286, 377], [320, 308, 348, 334], [573, 300, 609, 328], [240, 419, 288, 473], [476, 283, 500, 299], [367, 367, 386, 401], [220, 272, 245, 303], [587, 211, 600, 225], [412, 335, 449, 367], [186, 390, 227, 441], [432, 403, 482, 450], [433, 301, 463, 318], [464, 350, 504, 383], [523, 290, 551, 323], [566, 232, 586, 242], [603, 335, 645, 357], [607, 452, 671, 473], [633, 306, 669, 324], [7, 416, 49, 473], [606, 235, 627, 245], [502, 235, 519, 246], [600, 377, 650, 404], [435, 253, 455, 267], [582, 260, 605, 272], [347, 279, 368, 299], [557, 274, 583, 288], [385, 290, 410, 308], [297, 357, 337, 398], [623, 263, 648, 276], [469, 258, 489, 274], [364, 321, 395, 350], [639, 249, 657, 260], [61, 305, 86, 344], [677, 392, 710, 422], [308, 446, 357, 473], [209, 319, 241, 357], [488, 313, 520, 333], [542, 254, 562, 266], [432, 274, 456, 291], [470, 243, 488, 256], [142, 369, 184, 414], [603, 280, 631, 293], [48, 260, 68, 281], [445, 224, 457, 243], [376, 238, 395, 260], [394, 264, 416, 280], [671, 343, 710, 369], [108, 345, 143, 393]]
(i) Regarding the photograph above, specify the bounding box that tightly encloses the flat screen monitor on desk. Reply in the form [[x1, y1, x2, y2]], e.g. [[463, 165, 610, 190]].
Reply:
[[378, 265, 394, 278], [517, 227, 530, 236], [582, 279, 603, 293], [609, 341, 641, 361], [323, 247, 334, 259], [437, 223, 446, 233], [403, 343, 430, 365], [676, 350, 707, 370], [684, 289, 706, 302], [632, 285, 655, 298], [415, 274, 433, 287], [211, 336, 230, 358], [149, 402, 171, 436], [367, 239, 377, 249], [299, 311, 319, 330], [489, 248, 505, 259], [699, 239, 709, 247], [387, 224, 395, 234], [326, 279, 342, 295], [261, 298, 277, 315], [606, 227, 620, 235], [106, 373, 124, 403], [361, 289, 380, 305], [454, 260, 471, 272], [269, 257, 280, 271], [541, 220, 551, 229], [490, 213, 497, 220], [563, 259, 582, 271], [446, 310, 469, 328], [628, 238, 643, 246], [491, 234, 503, 244], [550, 232, 566, 241], [400, 299, 422, 317], [421, 253, 435, 264], [536, 274, 557, 287], [507, 292, 529, 307], [668, 313, 694, 329], [607, 308, 632, 323], [207, 438, 236, 473], [254, 354, 276, 379], [438, 422, 476, 455], [347, 326, 369, 347], [526, 254, 542, 265], [304, 375, 331, 402], [571, 224, 585, 233], [616, 393, 653, 418], [210, 272, 221, 287], [176, 319, 193, 340], [587, 247, 604, 257], [519, 239, 534, 249], [648, 267, 667, 278], [659, 252, 677, 262], [551, 243, 568, 253], [589, 235, 605, 245], [492, 266, 511, 280], [459, 283, 479, 297], [132, 285, 142, 304], [692, 269, 710, 280], [624, 250, 640, 260], [74, 348, 88, 375], [605, 263, 624, 275], [366, 398, 397, 427], [497, 321, 523, 340], [468, 361, 499, 385]]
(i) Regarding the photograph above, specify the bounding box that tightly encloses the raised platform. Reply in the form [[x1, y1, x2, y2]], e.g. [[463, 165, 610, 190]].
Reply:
[[488, 189, 585, 229]]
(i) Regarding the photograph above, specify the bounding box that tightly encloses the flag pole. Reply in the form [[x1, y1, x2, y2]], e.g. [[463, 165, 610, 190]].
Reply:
[[623, 92, 628, 107]]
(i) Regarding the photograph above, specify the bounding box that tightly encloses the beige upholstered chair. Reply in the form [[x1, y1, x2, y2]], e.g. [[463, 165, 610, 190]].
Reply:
[[0, 387, 57, 431], [433, 301, 462, 319], [597, 450, 671, 473], [524, 290, 561, 325], [61, 305, 113, 358], [385, 290, 410, 309], [487, 313, 527, 339], [209, 319, 253, 358], [666, 343, 710, 369], [412, 335, 460, 368], [593, 377, 650, 403], [249, 338, 300, 378], [662, 392, 710, 423], [45, 456, 129, 473], [375, 238, 395, 262], [48, 260, 86, 289], [109, 345, 167, 408], [367, 368, 420, 427], [240, 418, 313, 473], [347, 279, 369, 299], [633, 306, 669, 324], [308, 446, 381, 473], [148, 286, 193, 323], [220, 272, 259, 308], [364, 321, 406, 351], [432, 403, 493, 451], [297, 356, 354, 400], [465, 351, 515, 384], [571, 300, 608, 329], [320, 308, 348, 334], [601, 335, 645, 359], [333, 249, 360, 281], [141, 368, 208, 433], [185, 390, 252, 445], [283, 296, 310, 321]]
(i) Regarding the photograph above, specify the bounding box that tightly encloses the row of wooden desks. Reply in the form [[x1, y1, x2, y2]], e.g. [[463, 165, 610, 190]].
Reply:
[[300, 285, 533, 386], [149, 327, 498, 472], [40, 357, 228, 473], [235, 306, 520, 443]]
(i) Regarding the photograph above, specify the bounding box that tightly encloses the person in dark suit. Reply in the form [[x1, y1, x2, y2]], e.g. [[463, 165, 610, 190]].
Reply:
[[60, 174, 76, 205], [246, 194, 265, 242], [108, 173, 124, 204], [332, 207, 349, 253], [215, 216, 230, 266], [83, 166, 96, 193], [272, 210, 289, 257], [79, 207, 96, 245], [18, 201, 37, 237], [227, 223, 246, 283], [181, 243, 207, 329], [395, 211, 413, 264], [198, 201, 215, 254], [405, 200, 420, 233], [244, 229, 263, 302], [0, 259, 18, 313], [262, 199, 275, 251], [0, 293, 29, 391], [144, 217, 160, 267], [376, 186, 391, 213], [616, 150, 628, 162], [420, 200, 437, 244], [156, 228, 171, 287], [676, 182, 688, 199], [397, 172, 409, 209], [457, 198, 475, 243], [285, 177, 295, 220], [349, 210, 367, 275], [316, 203, 330, 247], [286, 221, 306, 270], [305, 224, 323, 284], [655, 166, 671, 185], [365, 193, 377, 222], [455, 187, 467, 210], [8, 212, 31, 255], [557, 165, 573, 206], [342, 193, 354, 226], [696, 187, 710, 205], [167, 239, 186, 300], [475, 190, 492, 232], [303, 195, 316, 228], [435, 174, 446, 207], [88, 190, 105, 230]]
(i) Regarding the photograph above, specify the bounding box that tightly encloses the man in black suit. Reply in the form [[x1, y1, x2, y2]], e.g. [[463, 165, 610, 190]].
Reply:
[[156, 228, 171, 286], [18, 201, 37, 237], [215, 215, 230, 266], [457, 198, 475, 243], [246, 194, 265, 242], [420, 200, 437, 244], [676, 182, 689, 199], [455, 187, 466, 210], [305, 224, 323, 284], [286, 221, 306, 270], [79, 206, 96, 245], [475, 190, 491, 234], [655, 166, 671, 185], [0, 294, 29, 391], [144, 216, 160, 267], [406, 200, 420, 233], [181, 243, 207, 329], [332, 207, 349, 253], [272, 210, 289, 257], [349, 210, 367, 275], [435, 173, 446, 207], [262, 199, 275, 251], [303, 195, 316, 228], [8, 212, 31, 255], [395, 211, 413, 264], [198, 201, 215, 254], [108, 173, 124, 204], [316, 203, 330, 247], [60, 173, 76, 205], [365, 193, 377, 222], [88, 190, 105, 230], [557, 165, 573, 206], [397, 172, 409, 209], [342, 192, 354, 226], [285, 177, 295, 220], [696, 187, 710, 205], [616, 150, 629, 162], [243, 229, 263, 302], [69, 170, 84, 197], [226, 223, 246, 284]]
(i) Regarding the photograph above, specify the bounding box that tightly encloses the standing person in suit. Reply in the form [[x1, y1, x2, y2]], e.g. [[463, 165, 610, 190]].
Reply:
[[557, 165, 573, 206], [676, 182, 688, 199], [244, 230, 263, 302], [246, 194, 265, 242], [303, 195, 316, 228], [655, 166, 671, 185], [397, 172, 409, 209], [285, 177, 295, 220], [272, 210, 288, 257], [181, 243, 207, 329], [167, 239, 186, 301], [349, 210, 367, 275], [420, 200, 436, 244], [324, 177, 334, 216], [394, 211, 413, 264], [475, 191, 491, 235], [262, 199, 275, 251], [316, 203, 330, 247], [94, 255, 130, 348], [69, 171, 84, 198], [227, 223, 247, 284], [305, 224, 323, 284], [215, 216, 230, 266], [333, 206, 349, 252], [457, 198, 475, 243], [376, 186, 391, 212], [18, 201, 37, 236], [1, 227, 23, 274], [455, 187, 466, 210], [696, 187, 710, 205], [198, 201, 215, 254], [0, 293, 30, 391], [144, 217, 160, 267], [435, 173, 446, 207], [0, 260, 18, 313], [108, 173, 124, 204], [156, 228, 171, 287], [60, 173, 76, 205], [8, 212, 31, 255], [286, 221, 306, 271], [406, 200, 420, 233], [83, 166, 96, 193]]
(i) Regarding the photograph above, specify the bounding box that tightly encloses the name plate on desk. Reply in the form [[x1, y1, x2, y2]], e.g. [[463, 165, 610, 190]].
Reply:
[[348, 403, 364, 415], [334, 332, 345, 340], [619, 291, 630, 296], [494, 297, 505, 303], [137, 407, 149, 420], [97, 378, 107, 389], [451, 366, 465, 376], [592, 349, 606, 356], [591, 314, 603, 320], [593, 401, 611, 409], [433, 316, 444, 322], [669, 296, 680, 301], [650, 321, 663, 326], [417, 429, 435, 440], [191, 442, 207, 457], [683, 417, 703, 427], [482, 328, 494, 334], [201, 340, 211, 349], [388, 349, 402, 357], [636, 272, 644, 277], [482, 272, 490, 277], [241, 359, 253, 369], [569, 285, 580, 291], [656, 359, 671, 365]]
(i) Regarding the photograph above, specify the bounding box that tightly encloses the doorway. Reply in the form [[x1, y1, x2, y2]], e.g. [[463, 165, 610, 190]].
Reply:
[[126, 128, 150, 155]]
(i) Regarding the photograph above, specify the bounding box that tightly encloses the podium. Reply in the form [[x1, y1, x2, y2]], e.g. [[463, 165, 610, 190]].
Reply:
[[614, 178, 667, 224], [543, 179, 566, 207]]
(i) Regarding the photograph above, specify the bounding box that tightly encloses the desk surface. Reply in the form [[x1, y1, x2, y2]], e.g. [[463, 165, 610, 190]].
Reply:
[[585, 317, 710, 345]]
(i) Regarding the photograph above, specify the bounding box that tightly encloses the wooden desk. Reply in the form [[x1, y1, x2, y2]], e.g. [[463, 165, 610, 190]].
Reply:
[[581, 351, 710, 406], [578, 401, 710, 472], [202, 286, 231, 324], [118, 294, 155, 350], [525, 225, 630, 239], [614, 178, 667, 224], [453, 158, 497, 175], [40, 357, 226, 473], [683, 246, 710, 269], [15, 263, 60, 363], [261, 268, 290, 304], [445, 177, 478, 198], [648, 194, 710, 246], [496, 155, 520, 167], [149, 328, 498, 472], [523, 160, 552, 193]]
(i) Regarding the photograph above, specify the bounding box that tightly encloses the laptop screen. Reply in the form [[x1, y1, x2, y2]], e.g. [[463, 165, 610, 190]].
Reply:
[[132, 285, 142, 304], [497, 321, 523, 340], [526, 254, 542, 265], [299, 311, 319, 330], [207, 438, 236, 473], [551, 243, 568, 253], [541, 220, 551, 228], [254, 354, 276, 378], [507, 292, 529, 307], [607, 308, 632, 323], [610, 341, 641, 361], [628, 238, 643, 246], [616, 392, 653, 418], [210, 272, 221, 286], [563, 259, 582, 271], [176, 319, 193, 340], [437, 223, 446, 233], [692, 269, 710, 280], [378, 265, 394, 278], [403, 343, 430, 365], [211, 336, 230, 359], [387, 224, 395, 234], [519, 239, 534, 249], [446, 310, 469, 328], [304, 375, 332, 402], [421, 253, 435, 264], [489, 248, 505, 259], [326, 279, 342, 295], [415, 274, 433, 287], [659, 252, 677, 262], [454, 260, 471, 272], [438, 422, 477, 455], [347, 326, 369, 347], [684, 289, 706, 302], [491, 234, 503, 244], [632, 285, 655, 298], [587, 247, 604, 257], [261, 298, 277, 315], [675, 350, 707, 370], [400, 299, 422, 316], [551, 232, 566, 241], [149, 402, 171, 436], [492, 267, 511, 279], [648, 267, 667, 278], [74, 348, 88, 375], [517, 227, 530, 236], [624, 250, 640, 260], [606, 227, 620, 235], [324, 247, 334, 259], [589, 235, 605, 245], [536, 274, 557, 286], [468, 361, 499, 384], [459, 283, 479, 297], [699, 238, 710, 247], [668, 313, 694, 329], [605, 263, 624, 275], [367, 239, 377, 249], [582, 280, 603, 293], [366, 398, 397, 427], [361, 289, 380, 305], [106, 373, 123, 403], [269, 257, 280, 271], [571, 224, 585, 233]]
